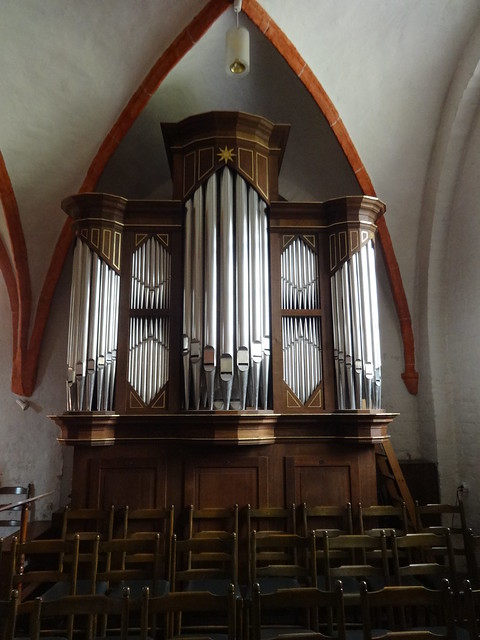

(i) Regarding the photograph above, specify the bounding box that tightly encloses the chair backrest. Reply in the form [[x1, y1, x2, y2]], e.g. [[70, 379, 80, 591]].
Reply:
[[61, 505, 115, 540], [187, 504, 239, 539], [251, 581, 346, 640], [415, 499, 471, 576], [119, 504, 174, 538], [8, 535, 81, 601], [320, 531, 391, 593], [140, 582, 237, 640], [390, 530, 457, 590], [359, 579, 456, 639], [95, 533, 167, 597], [246, 504, 297, 537], [463, 578, 480, 639], [0, 484, 33, 540], [358, 502, 410, 536], [171, 532, 238, 592], [414, 500, 468, 534], [301, 503, 353, 537], [249, 530, 316, 591], [0, 589, 18, 640], [29, 588, 130, 640]]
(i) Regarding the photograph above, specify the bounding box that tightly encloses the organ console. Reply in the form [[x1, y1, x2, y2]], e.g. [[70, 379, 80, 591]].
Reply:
[[51, 111, 399, 515]]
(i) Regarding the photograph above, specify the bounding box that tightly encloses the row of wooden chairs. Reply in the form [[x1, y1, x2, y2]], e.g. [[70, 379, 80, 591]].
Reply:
[[4, 577, 480, 640], [7, 526, 467, 606], [1, 504, 477, 599], [43, 499, 472, 544]]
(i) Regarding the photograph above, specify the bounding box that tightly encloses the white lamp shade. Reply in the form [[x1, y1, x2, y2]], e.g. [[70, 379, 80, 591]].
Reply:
[[225, 25, 250, 75]]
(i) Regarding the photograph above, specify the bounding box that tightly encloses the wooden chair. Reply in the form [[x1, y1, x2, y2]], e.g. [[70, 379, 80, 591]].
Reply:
[[95, 533, 169, 600], [249, 530, 316, 594], [301, 503, 353, 537], [359, 579, 457, 639], [415, 499, 471, 579], [251, 581, 347, 640], [358, 503, 411, 537], [462, 579, 480, 639], [187, 504, 239, 539], [0, 589, 18, 640], [390, 531, 457, 593], [0, 484, 33, 542], [140, 582, 238, 640], [60, 505, 115, 541], [29, 588, 131, 640], [118, 505, 174, 580], [7, 535, 81, 602], [319, 531, 391, 603], [171, 533, 238, 595]]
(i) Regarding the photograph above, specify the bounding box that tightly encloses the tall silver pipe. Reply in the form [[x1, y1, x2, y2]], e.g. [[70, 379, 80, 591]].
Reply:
[[203, 173, 217, 409], [220, 168, 234, 409], [191, 187, 204, 410], [340, 263, 355, 409], [183, 200, 193, 409], [259, 199, 270, 409], [367, 240, 382, 408], [75, 241, 92, 411], [86, 254, 101, 411], [66, 239, 82, 410], [349, 252, 363, 409], [235, 175, 250, 409], [248, 187, 262, 409]]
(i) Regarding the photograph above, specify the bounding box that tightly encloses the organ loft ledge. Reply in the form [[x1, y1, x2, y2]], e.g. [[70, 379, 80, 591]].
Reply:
[[49, 411, 398, 447]]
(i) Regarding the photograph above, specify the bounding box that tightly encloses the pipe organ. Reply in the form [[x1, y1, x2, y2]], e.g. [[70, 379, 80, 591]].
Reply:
[[53, 111, 398, 516]]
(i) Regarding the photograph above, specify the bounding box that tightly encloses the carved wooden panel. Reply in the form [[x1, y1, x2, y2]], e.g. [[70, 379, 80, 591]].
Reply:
[[285, 455, 353, 507], [89, 456, 167, 510], [184, 454, 268, 508]]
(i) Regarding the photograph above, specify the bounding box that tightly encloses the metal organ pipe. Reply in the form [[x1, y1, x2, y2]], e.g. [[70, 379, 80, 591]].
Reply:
[[235, 175, 250, 410], [330, 239, 382, 410], [203, 173, 218, 410], [182, 167, 271, 411], [127, 236, 171, 407], [280, 236, 322, 405], [66, 237, 120, 412]]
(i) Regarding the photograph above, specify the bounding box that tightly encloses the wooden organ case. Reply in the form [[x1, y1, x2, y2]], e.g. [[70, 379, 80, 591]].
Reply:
[[51, 111, 397, 515]]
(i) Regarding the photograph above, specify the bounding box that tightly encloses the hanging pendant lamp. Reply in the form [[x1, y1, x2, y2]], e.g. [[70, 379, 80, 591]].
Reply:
[[225, 0, 250, 76]]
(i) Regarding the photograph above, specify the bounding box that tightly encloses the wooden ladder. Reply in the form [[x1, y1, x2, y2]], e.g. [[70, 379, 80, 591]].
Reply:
[[375, 440, 417, 530]]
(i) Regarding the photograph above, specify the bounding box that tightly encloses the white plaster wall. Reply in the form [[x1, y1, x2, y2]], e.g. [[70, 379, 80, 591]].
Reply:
[[0, 255, 71, 521], [445, 107, 480, 528]]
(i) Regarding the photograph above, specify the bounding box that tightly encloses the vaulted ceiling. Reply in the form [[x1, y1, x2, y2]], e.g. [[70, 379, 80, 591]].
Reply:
[[1, 0, 479, 397]]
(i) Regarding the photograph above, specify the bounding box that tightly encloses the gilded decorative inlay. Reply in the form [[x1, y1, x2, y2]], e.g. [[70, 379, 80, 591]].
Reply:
[[329, 234, 337, 271], [217, 145, 236, 164], [307, 388, 322, 408], [102, 229, 112, 260], [157, 233, 169, 247], [91, 228, 100, 249], [283, 235, 295, 249], [286, 389, 302, 408], [152, 391, 167, 410], [135, 233, 148, 247]]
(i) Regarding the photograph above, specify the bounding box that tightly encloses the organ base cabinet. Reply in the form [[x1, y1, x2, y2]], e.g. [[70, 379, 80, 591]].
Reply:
[[51, 411, 397, 517]]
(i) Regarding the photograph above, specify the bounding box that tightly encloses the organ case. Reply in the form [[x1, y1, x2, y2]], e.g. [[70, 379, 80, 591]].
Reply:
[[53, 111, 397, 513]]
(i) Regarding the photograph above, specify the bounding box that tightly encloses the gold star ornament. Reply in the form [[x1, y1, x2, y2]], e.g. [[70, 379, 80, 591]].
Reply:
[[217, 145, 236, 165]]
